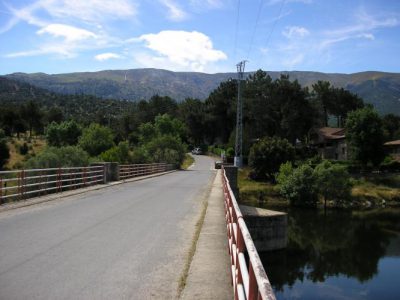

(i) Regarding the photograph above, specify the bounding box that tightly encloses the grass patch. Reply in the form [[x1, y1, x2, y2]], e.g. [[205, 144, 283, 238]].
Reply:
[[181, 153, 195, 170], [6, 136, 46, 170], [238, 167, 400, 208], [351, 177, 400, 205], [238, 167, 286, 207]]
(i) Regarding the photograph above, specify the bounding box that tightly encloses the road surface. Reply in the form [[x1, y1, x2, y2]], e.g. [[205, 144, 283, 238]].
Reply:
[[0, 155, 215, 299]]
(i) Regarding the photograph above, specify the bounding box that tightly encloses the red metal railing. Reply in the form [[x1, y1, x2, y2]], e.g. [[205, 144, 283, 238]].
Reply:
[[222, 166, 276, 300], [0, 166, 104, 204], [119, 163, 172, 180]]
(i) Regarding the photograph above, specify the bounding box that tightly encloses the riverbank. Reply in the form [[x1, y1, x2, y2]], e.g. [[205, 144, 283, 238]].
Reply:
[[238, 168, 400, 209]]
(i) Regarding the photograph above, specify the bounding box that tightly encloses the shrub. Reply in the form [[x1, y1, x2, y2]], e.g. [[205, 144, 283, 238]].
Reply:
[[248, 137, 295, 180], [25, 146, 90, 168], [100, 141, 131, 163], [131, 147, 150, 164], [276, 162, 318, 207]]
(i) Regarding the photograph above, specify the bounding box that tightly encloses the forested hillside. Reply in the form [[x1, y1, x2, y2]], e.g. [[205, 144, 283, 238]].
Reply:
[[5, 68, 400, 115], [0, 77, 134, 124]]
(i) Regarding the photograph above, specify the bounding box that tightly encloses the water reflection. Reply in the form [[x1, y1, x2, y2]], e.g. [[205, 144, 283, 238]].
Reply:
[[259, 207, 400, 298]]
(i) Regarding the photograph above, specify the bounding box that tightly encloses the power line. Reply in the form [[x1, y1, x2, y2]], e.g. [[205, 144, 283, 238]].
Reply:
[[263, 0, 286, 58], [233, 0, 241, 62], [246, 0, 264, 61]]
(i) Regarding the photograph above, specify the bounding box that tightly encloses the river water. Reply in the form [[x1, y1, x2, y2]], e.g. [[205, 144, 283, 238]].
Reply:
[[259, 207, 400, 300]]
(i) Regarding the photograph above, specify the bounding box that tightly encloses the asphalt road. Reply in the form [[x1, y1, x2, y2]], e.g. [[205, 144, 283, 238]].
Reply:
[[0, 155, 216, 300]]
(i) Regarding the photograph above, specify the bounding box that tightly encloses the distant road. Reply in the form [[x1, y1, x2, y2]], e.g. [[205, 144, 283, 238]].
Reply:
[[0, 155, 215, 299]]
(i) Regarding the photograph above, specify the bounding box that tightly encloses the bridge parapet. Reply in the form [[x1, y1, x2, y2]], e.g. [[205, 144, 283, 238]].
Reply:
[[222, 166, 276, 300], [0, 163, 174, 204]]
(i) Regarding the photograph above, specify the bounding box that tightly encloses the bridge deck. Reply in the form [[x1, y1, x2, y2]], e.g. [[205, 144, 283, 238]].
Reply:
[[0, 155, 231, 299]]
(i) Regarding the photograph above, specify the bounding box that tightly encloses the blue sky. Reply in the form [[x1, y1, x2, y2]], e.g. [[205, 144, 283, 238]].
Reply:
[[0, 0, 399, 74]]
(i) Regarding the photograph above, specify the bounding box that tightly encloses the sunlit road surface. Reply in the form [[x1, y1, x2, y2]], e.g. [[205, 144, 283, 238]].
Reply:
[[0, 155, 215, 299]]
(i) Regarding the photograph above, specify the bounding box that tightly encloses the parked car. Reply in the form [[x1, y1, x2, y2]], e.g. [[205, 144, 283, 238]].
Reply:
[[192, 147, 202, 155]]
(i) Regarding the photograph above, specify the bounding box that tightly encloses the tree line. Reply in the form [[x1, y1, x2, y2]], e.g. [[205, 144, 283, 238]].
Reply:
[[1, 71, 400, 172]]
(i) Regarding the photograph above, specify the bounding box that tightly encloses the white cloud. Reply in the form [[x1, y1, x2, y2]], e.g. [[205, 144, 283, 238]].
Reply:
[[319, 9, 398, 49], [95, 52, 122, 61], [37, 24, 97, 42], [38, 0, 137, 22], [159, 0, 188, 21], [6, 43, 77, 58], [190, 0, 223, 9], [283, 26, 310, 39], [136, 30, 227, 71]]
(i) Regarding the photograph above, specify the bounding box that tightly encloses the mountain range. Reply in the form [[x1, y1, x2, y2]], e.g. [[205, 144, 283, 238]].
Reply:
[[5, 68, 400, 115]]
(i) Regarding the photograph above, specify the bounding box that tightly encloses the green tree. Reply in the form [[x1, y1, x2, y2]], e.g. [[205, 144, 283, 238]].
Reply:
[[154, 114, 187, 140], [276, 162, 318, 207], [0, 129, 10, 170], [248, 136, 295, 180], [273, 75, 315, 144], [346, 107, 385, 167], [46, 107, 64, 124], [144, 135, 186, 168], [78, 123, 114, 156], [46, 120, 82, 147], [138, 122, 157, 144], [21, 100, 43, 136], [136, 114, 187, 167], [312, 81, 334, 127], [314, 160, 352, 208], [332, 88, 364, 127], [178, 98, 206, 145], [205, 79, 237, 144]]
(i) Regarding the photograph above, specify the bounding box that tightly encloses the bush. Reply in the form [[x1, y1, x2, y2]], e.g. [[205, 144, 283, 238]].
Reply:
[[100, 141, 131, 163], [249, 137, 295, 180], [130, 147, 150, 164], [25, 146, 90, 168], [78, 123, 114, 156], [276, 162, 318, 207]]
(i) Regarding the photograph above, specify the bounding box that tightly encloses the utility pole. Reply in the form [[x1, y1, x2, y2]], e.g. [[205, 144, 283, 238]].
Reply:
[[234, 60, 246, 168]]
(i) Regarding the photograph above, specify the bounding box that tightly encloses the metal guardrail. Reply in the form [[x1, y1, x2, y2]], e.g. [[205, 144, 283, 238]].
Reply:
[[119, 163, 172, 180], [222, 166, 276, 300], [0, 166, 104, 204]]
